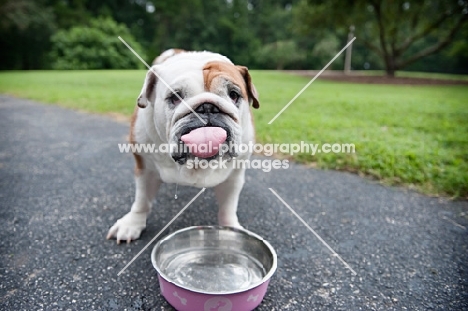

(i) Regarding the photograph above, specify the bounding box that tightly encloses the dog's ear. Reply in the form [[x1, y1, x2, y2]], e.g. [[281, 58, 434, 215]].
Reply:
[[236, 66, 259, 109], [137, 67, 158, 108]]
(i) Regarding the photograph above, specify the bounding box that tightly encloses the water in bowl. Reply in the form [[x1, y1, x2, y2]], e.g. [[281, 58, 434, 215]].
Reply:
[[163, 247, 266, 293]]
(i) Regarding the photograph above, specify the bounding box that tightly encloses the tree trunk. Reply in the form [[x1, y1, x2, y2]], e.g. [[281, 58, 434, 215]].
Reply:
[[385, 68, 395, 77], [385, 56, 396, 77]]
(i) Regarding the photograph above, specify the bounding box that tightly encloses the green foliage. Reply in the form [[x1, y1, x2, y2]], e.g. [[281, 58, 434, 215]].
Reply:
[[255, 40, 306, 69], [148, 0, 263, 67], [1, 0, 468, 72], [49, 17, 145, 70], [293, 0, 468, 75], [309, 35, 342, 69], [0, 0, 56, 69]]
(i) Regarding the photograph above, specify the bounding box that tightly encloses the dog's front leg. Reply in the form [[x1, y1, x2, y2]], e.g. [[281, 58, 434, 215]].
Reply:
[[214, 167, 246, 228], [107, 168, 161, 243]]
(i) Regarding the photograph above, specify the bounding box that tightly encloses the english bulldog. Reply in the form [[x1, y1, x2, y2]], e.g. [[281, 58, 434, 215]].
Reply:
[[107, 50, 259, 243]]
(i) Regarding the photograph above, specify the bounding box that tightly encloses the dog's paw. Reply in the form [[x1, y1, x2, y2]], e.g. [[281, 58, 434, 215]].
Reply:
[[106, 212, 147, 244]]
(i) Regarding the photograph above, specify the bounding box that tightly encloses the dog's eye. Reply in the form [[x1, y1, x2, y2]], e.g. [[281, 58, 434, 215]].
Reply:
[[229, 90, 240, 103], [169, 91, 183, 105]]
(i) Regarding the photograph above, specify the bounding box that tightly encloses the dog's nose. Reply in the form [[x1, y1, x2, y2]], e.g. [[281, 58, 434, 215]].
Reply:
[[195, 103, 220, 114]]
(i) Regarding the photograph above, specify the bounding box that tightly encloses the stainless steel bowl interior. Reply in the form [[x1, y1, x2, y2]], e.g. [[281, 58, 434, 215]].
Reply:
[[151, 226, 277, 294]]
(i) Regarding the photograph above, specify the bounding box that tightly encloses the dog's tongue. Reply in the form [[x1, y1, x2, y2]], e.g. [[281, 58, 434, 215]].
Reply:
[[181, 127, 227, 158]]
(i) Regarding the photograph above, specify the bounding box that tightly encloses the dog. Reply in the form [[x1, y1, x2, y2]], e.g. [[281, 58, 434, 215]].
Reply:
[[107, 50, 259, 243]]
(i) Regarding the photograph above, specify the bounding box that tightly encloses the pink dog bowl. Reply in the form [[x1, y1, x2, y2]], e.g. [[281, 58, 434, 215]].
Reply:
[[151, 226, 277, 311]]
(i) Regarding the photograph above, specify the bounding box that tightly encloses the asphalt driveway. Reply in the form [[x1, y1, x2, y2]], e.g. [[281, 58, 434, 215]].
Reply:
[[0, 95, 467, 310]]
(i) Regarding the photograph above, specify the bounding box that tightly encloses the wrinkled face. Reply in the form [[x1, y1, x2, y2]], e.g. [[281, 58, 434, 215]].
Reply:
[[136, 52, 259, 165]]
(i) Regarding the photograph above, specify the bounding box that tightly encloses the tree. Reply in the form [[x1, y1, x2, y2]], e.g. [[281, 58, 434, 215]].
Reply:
[[0, 0, 56, 69], [148, 0, 262, 66], [293, 0, 468, 76]]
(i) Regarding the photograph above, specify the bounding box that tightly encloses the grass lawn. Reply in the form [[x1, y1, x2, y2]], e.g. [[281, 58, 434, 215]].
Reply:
[[0, 70, 142, 116], [353, 70, 468, 81], [0, 70, 467, 197]]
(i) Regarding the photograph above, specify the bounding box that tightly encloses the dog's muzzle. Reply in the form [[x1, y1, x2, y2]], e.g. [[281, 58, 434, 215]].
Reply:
[[171, 102, 237, 164]]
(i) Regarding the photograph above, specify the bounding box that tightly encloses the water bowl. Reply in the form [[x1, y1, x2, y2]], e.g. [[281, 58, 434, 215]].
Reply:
[[151, 226, 277, 311]]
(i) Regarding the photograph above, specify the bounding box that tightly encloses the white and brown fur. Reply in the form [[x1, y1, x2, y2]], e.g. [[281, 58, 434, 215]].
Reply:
[[107, 50, 259, 243]]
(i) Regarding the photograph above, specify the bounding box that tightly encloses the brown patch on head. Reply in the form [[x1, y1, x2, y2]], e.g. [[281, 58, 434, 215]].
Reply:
[[203, 61, 259, 108], [129, 106, 145, 175]]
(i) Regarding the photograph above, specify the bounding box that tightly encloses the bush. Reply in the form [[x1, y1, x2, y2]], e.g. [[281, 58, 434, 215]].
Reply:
[[50, 17, 145, 69], [254, 40, 306, 70]]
